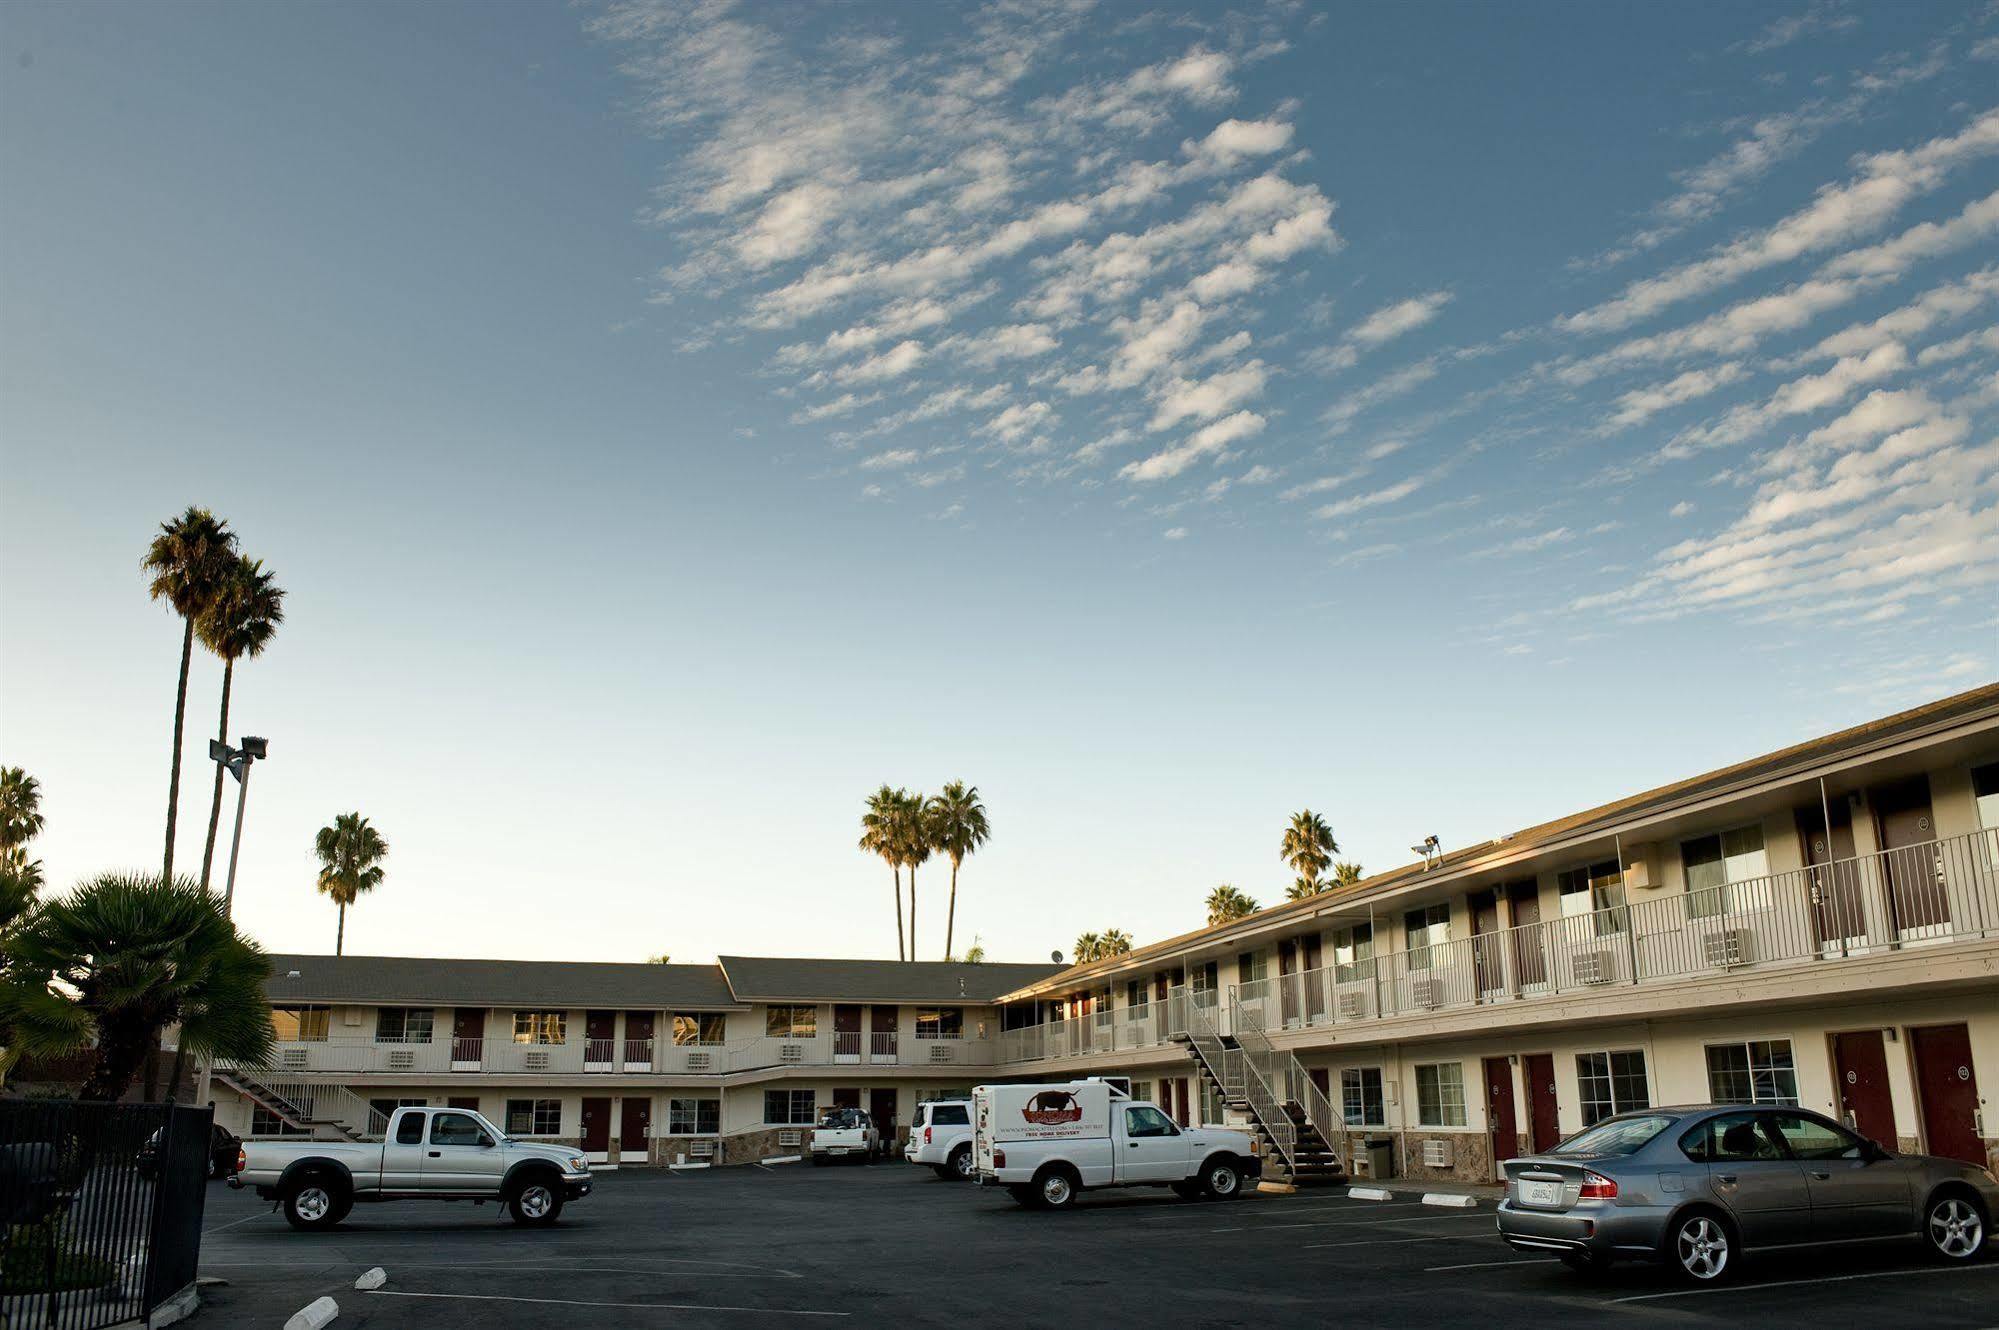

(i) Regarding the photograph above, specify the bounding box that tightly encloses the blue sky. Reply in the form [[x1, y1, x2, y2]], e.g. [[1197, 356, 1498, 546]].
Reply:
[[2, 0, 1995, 967]]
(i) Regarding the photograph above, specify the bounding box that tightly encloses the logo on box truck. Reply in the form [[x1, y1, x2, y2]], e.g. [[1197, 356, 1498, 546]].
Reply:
[[1022, 1091, 1082, 1126]]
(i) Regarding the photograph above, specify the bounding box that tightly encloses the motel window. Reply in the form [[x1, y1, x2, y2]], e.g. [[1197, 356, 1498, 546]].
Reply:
[[271, 1006, 330, 1042], [1404, 905, 1450, 969], [1190, 961, 1219, 1006], [1126, 980, 1149, 1014], [512, 1011, 566, 1045], [1557, 861, 1625, 935], [1705, 1040, 1798, 1106], [250, 1105, 309, 1137], [1415, 1063, 1466, 1127], [369, 1097, 426, 1127], [1575, 1051, 1650, 1127], [764, 1089, 817, 1125], [1332, 924, 1374, 982], [1682, 825, 1772, 918], [916, 1007, 964, 1039], [505, 1099, 563, 1136], [668, 1098, 721, 1135], [1238, 951, 1269, 984], [1129, 1080, 1153, 1105], [672, 1013, 726, 1046], [375, 1007, 434, 1044], [1095, 989, 1114, 1028], [1341, 1067, 1386, 1127], [765, 1006, 818, 1038], [1975, 763, 1999, 868]]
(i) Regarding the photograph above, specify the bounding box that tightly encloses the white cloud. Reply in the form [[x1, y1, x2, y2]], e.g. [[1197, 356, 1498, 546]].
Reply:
[[953, 322, 1060, 367], [1822, 188, 1999, 279], [834, 339, 926, 383], [1666, 342, 1909, 454], [1313, 476, 1426, 519], [1148, 360, 1269, 430], [1605, 363, 1749, 430], [858, 448, 921, 470], [1740, 3, 1860, 54], [791, 391, 881, 422], [1320, 359, 1439, 434], [1163, 526, 1188, 540], [981, 400, 1054, 443], [1184, 117, 1295, 168], [1121, 410, 1265, 481], [1670, 500, 1696, 518]]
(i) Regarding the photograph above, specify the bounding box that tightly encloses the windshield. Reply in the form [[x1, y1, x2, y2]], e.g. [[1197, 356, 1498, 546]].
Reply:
[[818, 1109, 863, 1129], [1549, 1113, 1675, 1157]]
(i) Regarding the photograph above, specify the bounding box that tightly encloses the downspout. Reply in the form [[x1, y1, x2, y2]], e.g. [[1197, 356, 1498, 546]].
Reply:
[[1617, 832, 1640, 985]]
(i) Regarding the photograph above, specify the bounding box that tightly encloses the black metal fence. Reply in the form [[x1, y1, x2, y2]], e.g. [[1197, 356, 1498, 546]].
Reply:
[[0, 1099, 213, 1330]]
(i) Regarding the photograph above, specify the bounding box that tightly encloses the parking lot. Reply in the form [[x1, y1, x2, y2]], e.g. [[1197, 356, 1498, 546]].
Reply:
[[195, 1164, 1997, 1328]]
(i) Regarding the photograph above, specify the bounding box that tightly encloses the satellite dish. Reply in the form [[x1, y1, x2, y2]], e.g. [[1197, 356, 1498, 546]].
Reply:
[[1051, 949, 1065, 964]]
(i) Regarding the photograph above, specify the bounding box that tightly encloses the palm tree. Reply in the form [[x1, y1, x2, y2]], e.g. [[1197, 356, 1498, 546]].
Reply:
[[1285, 878, 1321, 902], [1205, 883, 1259, 927], [1331, 861, 1365, 888], [196, 556, 285, 890], [898, 790, 932, 961], [0, 767, 45, 898], [1074, 931, 1103, 963], [926, 781, 991, 961], [1281, 809, 1339, 897], [859, 785, 906, 961], [1099, 928, 1132, 957], [962, 935, 986, 964], [143, 508, 237, 884], [314, 812, 388, 956], [0, 872, 274, 1100]]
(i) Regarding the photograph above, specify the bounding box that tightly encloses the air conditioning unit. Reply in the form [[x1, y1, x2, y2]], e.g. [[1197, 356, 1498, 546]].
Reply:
[[778, 1129, 802, 1148], [690, 1139, 716, 1159], [1422, 1138, 1454, 1168], [280, 1048, 307, 1070], [686, 1051, 712, 1071], [1337, 992, 1365, 1020], [523, 1050, 550, 1071], [1574, 950, 1615, 986], [928, 1043, 954, 1064], [1411, 978, 1443, 1009], [1703, 929, 1752, 968], [779, 1044, 805, 1063], [387, 1049, 415, 1070]]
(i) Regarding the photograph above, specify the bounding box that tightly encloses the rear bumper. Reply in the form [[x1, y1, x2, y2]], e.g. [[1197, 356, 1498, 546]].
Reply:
[[1496, 1200, 1667, 1260]]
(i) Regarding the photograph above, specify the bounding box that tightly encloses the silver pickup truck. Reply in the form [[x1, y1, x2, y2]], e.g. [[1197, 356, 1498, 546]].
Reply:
[[229, 1105, 593, 1229]]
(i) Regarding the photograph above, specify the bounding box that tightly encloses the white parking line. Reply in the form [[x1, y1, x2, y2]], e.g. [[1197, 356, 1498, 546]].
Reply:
[[1425, 1258, 1560, 1272], [201, 1212, 270, 1236], [1611, 1262, 1999, 1303], [1303, 1233, 1501, 1251], [363, 1290, 848, 1317], [1208, 1211, 1491, 1235]]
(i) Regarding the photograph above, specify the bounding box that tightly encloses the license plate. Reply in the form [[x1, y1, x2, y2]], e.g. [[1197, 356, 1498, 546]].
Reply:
[[829, 1147, 848, 1154], [1521, 1180, 1560, 1206]]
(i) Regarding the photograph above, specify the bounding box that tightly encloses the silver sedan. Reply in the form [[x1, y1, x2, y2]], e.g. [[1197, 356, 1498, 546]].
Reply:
[[1496, 1104, 1998, 1283]]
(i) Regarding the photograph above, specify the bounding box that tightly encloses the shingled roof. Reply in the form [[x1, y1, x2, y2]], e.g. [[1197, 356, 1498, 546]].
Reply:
[[716, 956, 1062, 1004], [262, 954, 742, 1009]]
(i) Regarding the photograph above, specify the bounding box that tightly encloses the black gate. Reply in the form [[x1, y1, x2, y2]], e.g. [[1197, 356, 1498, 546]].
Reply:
[[0, 1099, 213, 1330]]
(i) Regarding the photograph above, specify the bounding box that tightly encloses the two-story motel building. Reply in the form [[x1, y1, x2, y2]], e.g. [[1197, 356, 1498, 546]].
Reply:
[[216, 684, 1999, 1182]]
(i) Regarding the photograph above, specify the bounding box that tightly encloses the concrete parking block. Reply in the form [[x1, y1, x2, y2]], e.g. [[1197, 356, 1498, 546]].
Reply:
[[284, 1295, 338, 1330], [1349, 1186, 1395, 1200], [354, 1267, 388, 1290], [1422, 1192, 1479, 1208]]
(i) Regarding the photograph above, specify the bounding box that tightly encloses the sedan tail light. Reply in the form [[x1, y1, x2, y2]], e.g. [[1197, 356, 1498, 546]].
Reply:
[[1578, 1170, 1618, 1200]]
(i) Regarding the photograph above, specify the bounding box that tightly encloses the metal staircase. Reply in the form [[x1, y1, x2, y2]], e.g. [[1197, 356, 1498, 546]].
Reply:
[[1169, 987, 1347, 1188], [213, 1066, 385, 1141]]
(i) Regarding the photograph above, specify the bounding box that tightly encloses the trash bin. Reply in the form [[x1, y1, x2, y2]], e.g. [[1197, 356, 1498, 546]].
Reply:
[[1362, 1137, 1394, 1179]]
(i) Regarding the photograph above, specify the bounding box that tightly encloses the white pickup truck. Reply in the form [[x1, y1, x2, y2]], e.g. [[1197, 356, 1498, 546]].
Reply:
[[809, 1107, 881, 1164], [973, 1080, 1260, 1209], [230, 1105, 593, 1229]]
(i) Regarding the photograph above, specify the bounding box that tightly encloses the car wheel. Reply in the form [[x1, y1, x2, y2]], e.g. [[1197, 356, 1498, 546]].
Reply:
[[1035, 1167, 1079, 1210], [1924, 1193, 1987, 1261], [949, 1147, 975, 1181], [1670, 1210, 1735, 1284], [509, 1179, 563, 1226], [282, 1176, 344, 1232], [1203, 1158, 1243, 1200]]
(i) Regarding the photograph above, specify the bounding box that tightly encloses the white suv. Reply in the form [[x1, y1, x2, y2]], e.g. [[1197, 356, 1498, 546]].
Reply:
[[905, 1099, 975, 1180]]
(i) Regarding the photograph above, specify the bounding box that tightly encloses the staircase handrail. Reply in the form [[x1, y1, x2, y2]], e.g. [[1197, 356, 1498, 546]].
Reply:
[[1230, 989, 1347, 1166]]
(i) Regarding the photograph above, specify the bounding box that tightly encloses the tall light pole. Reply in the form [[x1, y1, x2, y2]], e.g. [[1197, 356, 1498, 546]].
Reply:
[[195, 735, 265, 1112], [210, 735, 267, 918]]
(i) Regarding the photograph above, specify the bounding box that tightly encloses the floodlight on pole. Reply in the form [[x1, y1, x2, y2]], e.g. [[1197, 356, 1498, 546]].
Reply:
[[210, 736, 269, 918]]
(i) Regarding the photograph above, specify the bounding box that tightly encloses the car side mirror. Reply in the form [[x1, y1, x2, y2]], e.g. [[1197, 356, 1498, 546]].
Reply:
[[479, 1134, 496, 1148]]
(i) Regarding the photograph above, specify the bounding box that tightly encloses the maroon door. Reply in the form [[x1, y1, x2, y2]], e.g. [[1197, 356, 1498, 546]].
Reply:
[[451, 1008, 485, 1066], [1301, 935, 1326, 1022], [1799, 804, 1864, 946], [581, 1097, 612, 1156], [870, 1005, 897, 1059], [1172, 1078, 1190, 1127], [585, 1010, 616, 1065], [1911, 1024, 1982, 1164], [870, 1088, 898, 1147], [624, 1011, 655, 1067], [1522, 1053, 1560, 1153], [1471, 892, 1503, 996], [1507, 881, 1547, 987], [1277, 940, 1299, 1025], [834, 1004, 863, 1057], [1483, 1056, 1518, 1179], [620, 1097, 651, 1158], [1874, 778, 1948, 931], [1831, 1030, 1897, 1147]]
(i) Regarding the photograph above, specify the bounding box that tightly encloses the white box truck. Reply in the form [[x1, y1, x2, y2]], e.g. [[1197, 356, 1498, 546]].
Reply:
[[972, 1080, 1260, 1209]]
